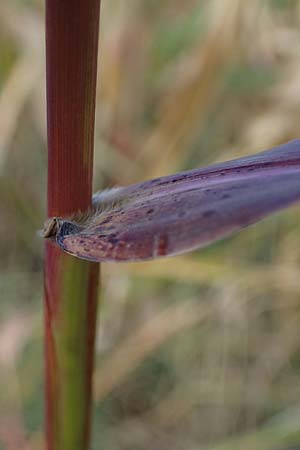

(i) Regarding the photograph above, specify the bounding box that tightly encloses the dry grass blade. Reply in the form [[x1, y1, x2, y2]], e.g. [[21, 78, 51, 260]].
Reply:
[[0, 3, 43, 171], [0, 52, 42, 172], [136, 0, 245, 179], [94, 300, 211, 402], [120, 256, 300, 296]]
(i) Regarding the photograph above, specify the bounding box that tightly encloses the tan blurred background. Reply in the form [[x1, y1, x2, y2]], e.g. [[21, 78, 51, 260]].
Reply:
[[1, 0, 300, 449]]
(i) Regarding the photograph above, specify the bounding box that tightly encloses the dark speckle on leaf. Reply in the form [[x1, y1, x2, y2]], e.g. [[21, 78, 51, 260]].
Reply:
[[202, 210, 216, 218], [150, 177, 162, 184], [108, 238, 119, 245], [101, 216, 112, 224], [172, 175, 187, 183]]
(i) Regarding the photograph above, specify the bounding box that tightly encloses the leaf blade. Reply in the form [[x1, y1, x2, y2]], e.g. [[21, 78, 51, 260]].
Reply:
[[57, 140, 300, 262]]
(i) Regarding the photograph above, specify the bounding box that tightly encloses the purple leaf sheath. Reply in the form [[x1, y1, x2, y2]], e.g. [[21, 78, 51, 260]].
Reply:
[[44, 140, 300, 262]]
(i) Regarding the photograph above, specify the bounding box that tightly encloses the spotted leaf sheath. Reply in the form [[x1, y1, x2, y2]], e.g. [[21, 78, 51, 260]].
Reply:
[[46, 140, 300, 262]]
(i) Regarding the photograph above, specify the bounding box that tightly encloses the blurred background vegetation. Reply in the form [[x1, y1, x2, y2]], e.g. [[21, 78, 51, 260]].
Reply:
[[1, 0, 300, 449]]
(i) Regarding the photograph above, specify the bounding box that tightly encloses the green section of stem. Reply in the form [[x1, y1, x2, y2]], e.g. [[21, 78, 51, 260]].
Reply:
[[54, 255, 94, 450]]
